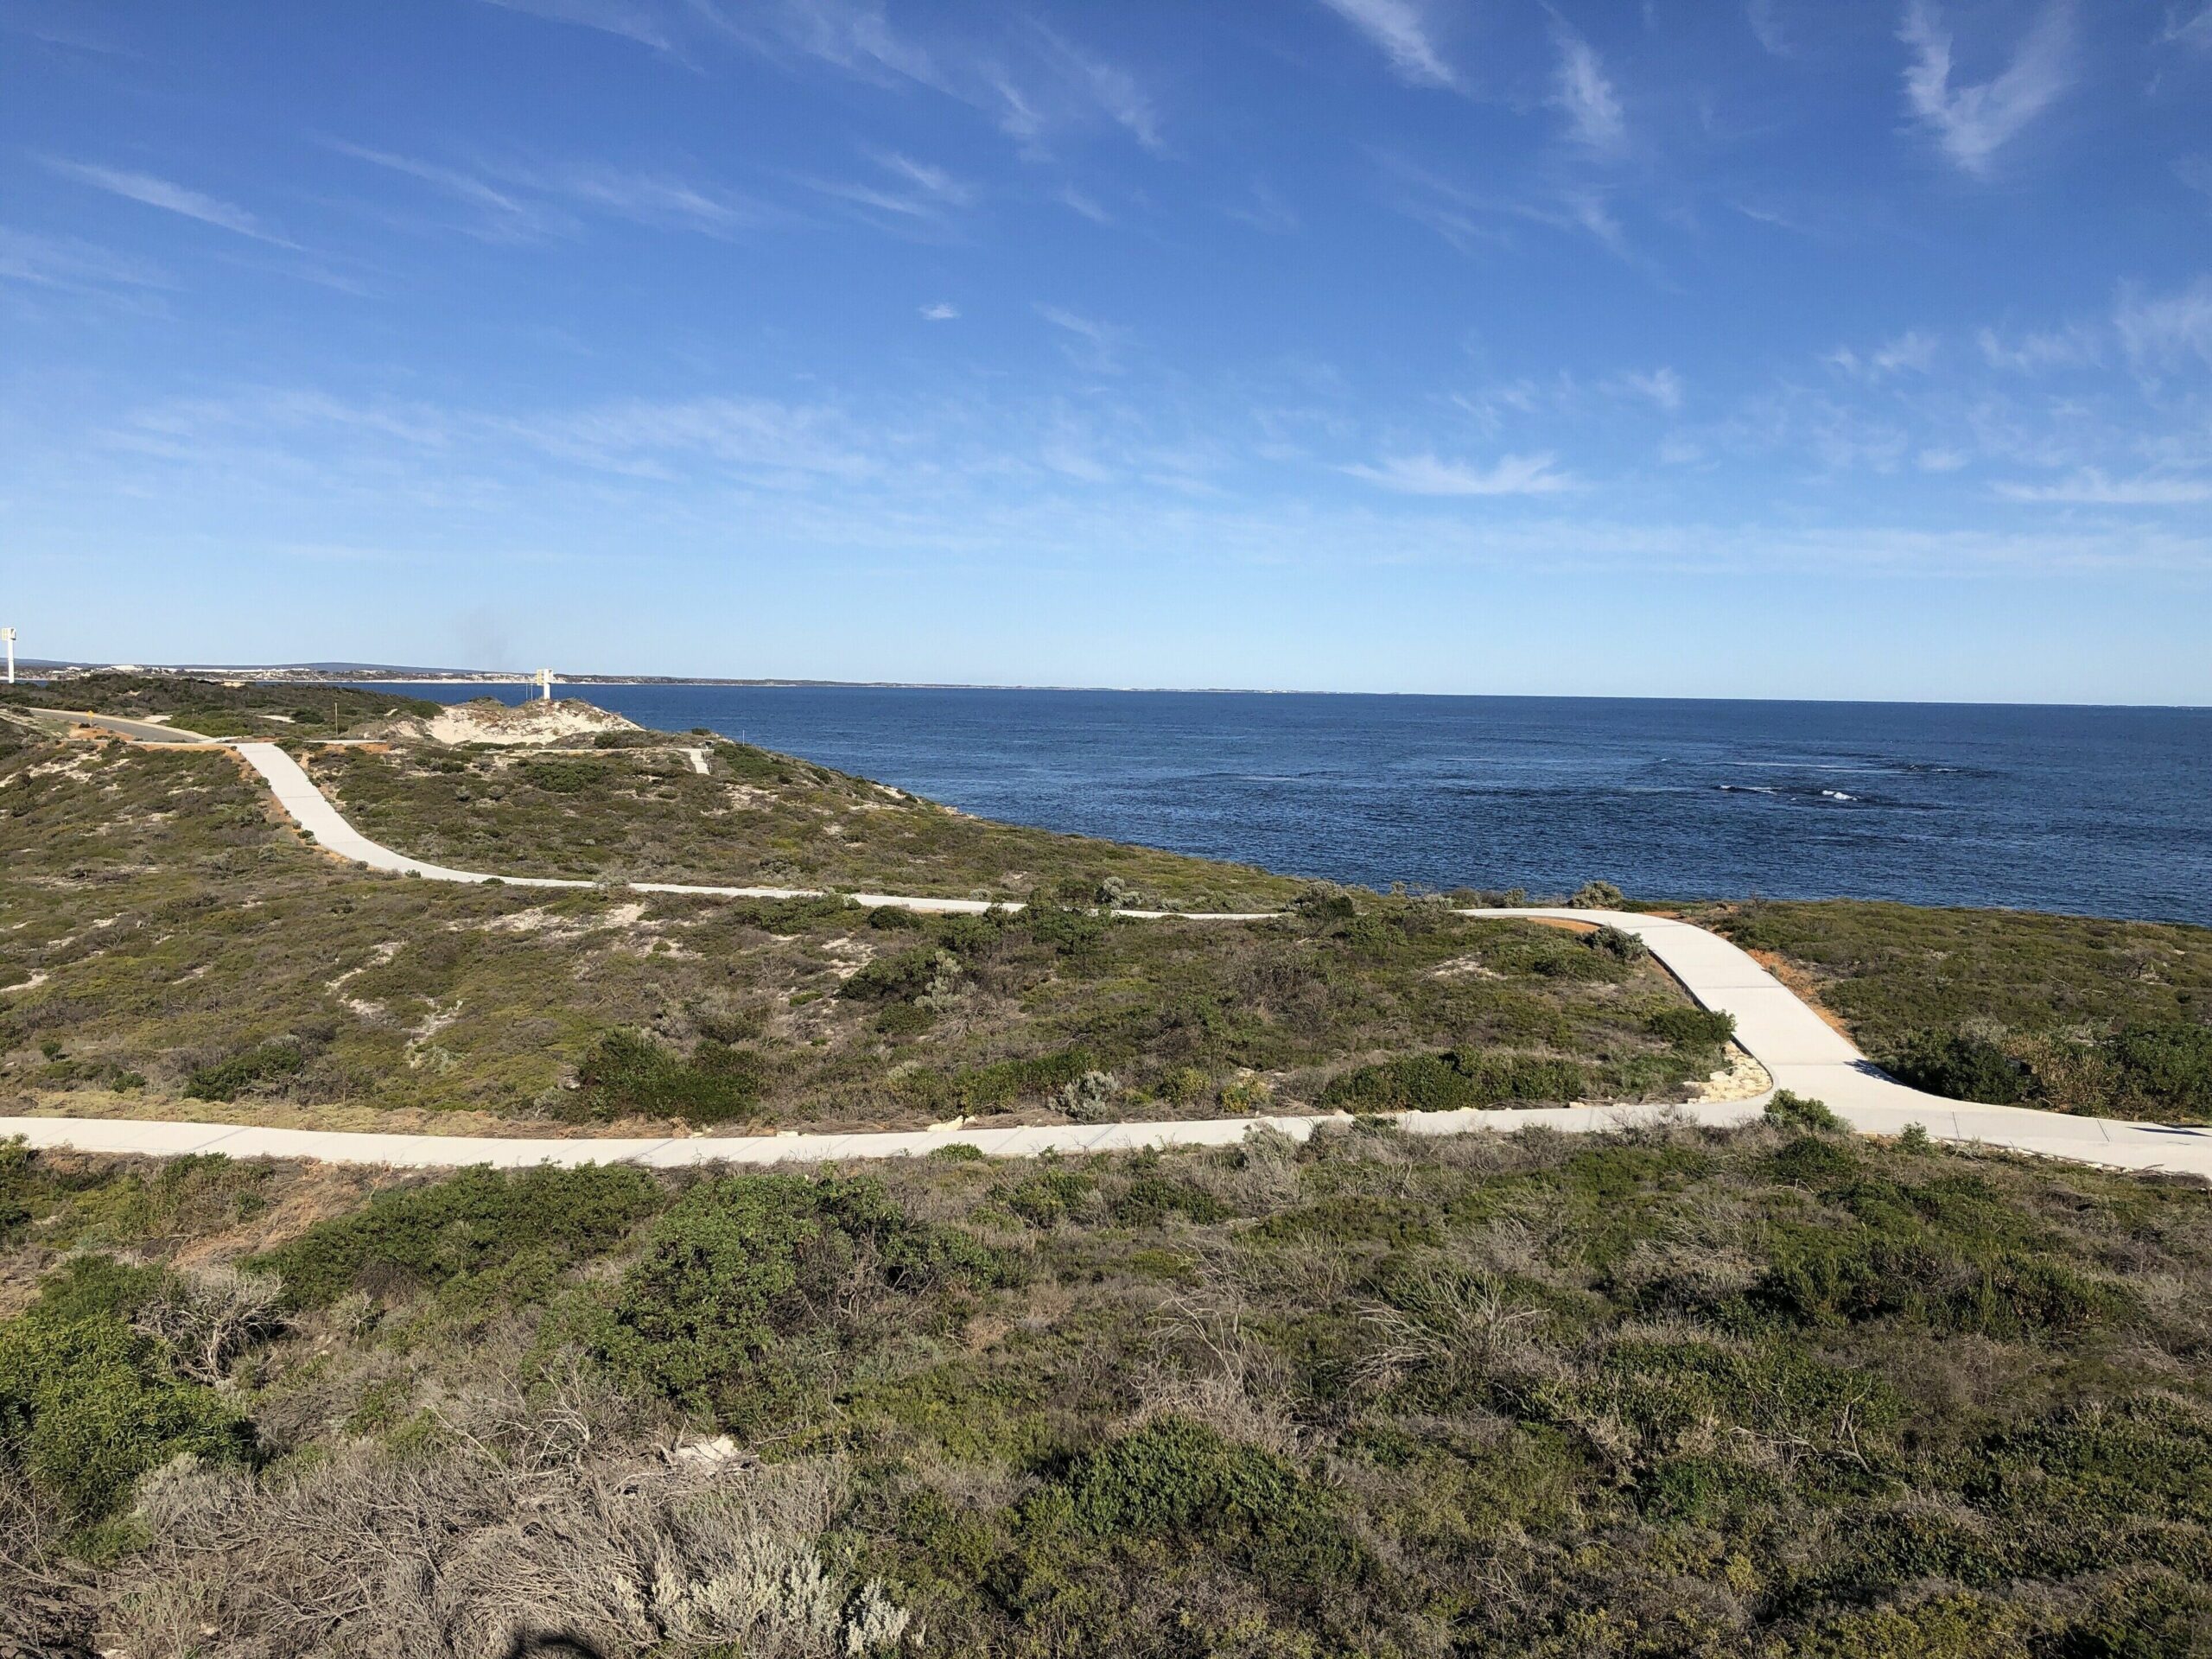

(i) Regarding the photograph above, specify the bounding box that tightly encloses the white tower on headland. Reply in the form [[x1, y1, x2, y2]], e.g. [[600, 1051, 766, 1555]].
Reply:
[[537, 667, 554, 702], [2, 628, 15, 686]]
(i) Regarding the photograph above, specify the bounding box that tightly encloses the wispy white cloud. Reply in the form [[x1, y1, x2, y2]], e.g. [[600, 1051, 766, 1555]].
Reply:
[[480, 0, 673, 53], [327, 143, 766, 241], [42, 158, 290, 245], [1056, 186, 1114, 225], [327, 142, 552, 242], [1827, 330, 1939, 378], [1977, 322, 2101, 372], [1995, 468, 2212, 505], [1227, 181, 1300, 234], [1341, 451, 1573, 496], [1020, 21, 1162, 152], [1035, 304, 1131, 373], [920, 301, 959, 321], [1314, 0, 1455, 88], [2115, 275, 2212, 374], [0, 226, 168, 292], [2177, 155, 2212, 207], [2164, 4, 2212, 49], [543, 163, 765, 233], [1381, 156, 1627, 257], [1550, 22, 1626, 153], [1614, 367, 1684, 411], [710, 0, 940, 86], [802, 151, 976, 227], [504, 394, 877, 482], [716, 3, 1161, 156], [1745, 0, 1793, 57], [1899, 2, 2073, 176]]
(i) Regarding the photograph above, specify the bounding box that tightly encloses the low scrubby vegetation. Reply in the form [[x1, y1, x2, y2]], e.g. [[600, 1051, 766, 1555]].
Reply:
[[310, 728, 1300, 910], [0, 671, 440, 738], [1704, 899, 2212, 1120], [0, 734, 1721, 1130], [3, 1117, 2209, 1656]]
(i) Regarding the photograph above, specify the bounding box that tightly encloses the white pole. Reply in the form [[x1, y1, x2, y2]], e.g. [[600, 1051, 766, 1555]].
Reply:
[[538, 667, 553, 702], [2, 628, 14, 686]]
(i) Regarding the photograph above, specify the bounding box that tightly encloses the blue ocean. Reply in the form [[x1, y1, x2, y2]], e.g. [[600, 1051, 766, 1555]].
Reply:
[[372, 686, 2212, 926]]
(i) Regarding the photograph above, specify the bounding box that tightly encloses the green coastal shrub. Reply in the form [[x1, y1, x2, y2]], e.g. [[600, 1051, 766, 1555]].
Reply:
[[2102, 1020, 2212, 1116], [1647, 1007, 1737, 1049], [0, 1257, 253, 1520], [840, 946, 944, 1005], [1569, 880, 1624, 909], [906, 1048, 1099, 1117], [1022, 899, 1109, 957], [254, 1162, 662, 1306], [593, 1173, 1008, 1427], [184, 1037, 306, 1102], [996, 1167, 1096, 1229], [1013, 1415, 1373, 1621], [1319, 1050, 1591, 1112], [1060, 1415, 1311, 1541], [518, 758, 606, 794], [1586, 924, 1648, 962], [1887, 1032, 2034, 1103], [1765, 1090, 1846, 1133], [575, 1029, 765, 1124]]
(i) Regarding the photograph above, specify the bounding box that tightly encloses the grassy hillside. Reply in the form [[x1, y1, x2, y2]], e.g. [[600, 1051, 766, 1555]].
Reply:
[[1690, 900, 2212, 1122], [307, 733, 1306, 909], [5, 1112, 2209, 1656], [0, 729, 1731, 1133]]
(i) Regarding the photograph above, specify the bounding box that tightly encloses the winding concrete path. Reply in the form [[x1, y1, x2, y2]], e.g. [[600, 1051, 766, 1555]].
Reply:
[[4, 733, 2208, 1178]]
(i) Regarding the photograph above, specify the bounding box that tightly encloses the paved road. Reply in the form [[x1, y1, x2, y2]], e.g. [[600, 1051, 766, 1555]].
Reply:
[[29, 707, 219, 744], [235, 741, 1280, 915], [1482, 911, 2212, 1177], [3, 733, 2206, 1177]]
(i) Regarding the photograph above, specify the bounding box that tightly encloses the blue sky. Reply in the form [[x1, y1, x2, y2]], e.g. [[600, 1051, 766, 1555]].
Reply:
[[3, 0, 2209, 702]]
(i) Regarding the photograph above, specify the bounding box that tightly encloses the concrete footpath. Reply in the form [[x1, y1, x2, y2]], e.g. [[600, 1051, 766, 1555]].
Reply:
[[3, 731, 2207, 1178]]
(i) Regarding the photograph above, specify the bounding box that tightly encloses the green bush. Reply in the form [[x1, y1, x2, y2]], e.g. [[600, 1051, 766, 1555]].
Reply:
[[0, 1258, 252, 1520], [934, 1048, 1099, 1115], [518, 758, 607, 794], [1766, 1090, 1846, 1133], [1021, 899, 1109, 957], [841, 947, 944, 1004], [1033, 1415, 1369, 1597], [1756, 1215, 2125, 1338], [1569, 880, 1624, 909], [575, 1029, 765, 1124], [1060, 1415, 1311, 1541], [1647, 1007, 1737, 1049], [2102, 1020, 2212, 1116], [1110, 1173, 1230, 1227], [1319, 1050, 1591, 1112], [997, 1167, 1096, 1228], [1586, 924, 1648, 962], [184, 1037, 306, 1102], [254, 1162, 662, 1306], [1888, 1032, 2034, 1103], [593, 1173, 1007, 1427]]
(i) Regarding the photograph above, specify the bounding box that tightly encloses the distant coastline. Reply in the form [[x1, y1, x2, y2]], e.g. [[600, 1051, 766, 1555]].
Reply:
[[17, 662, 2209, 710], [18, 661, 1295, 696]]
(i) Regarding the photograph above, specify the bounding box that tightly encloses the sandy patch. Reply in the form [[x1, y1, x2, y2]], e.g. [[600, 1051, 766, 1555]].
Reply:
[[1428, 953, 1501, 980], [326, 941, 404, 1020], [371, 697, 641, 747]]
